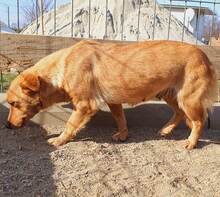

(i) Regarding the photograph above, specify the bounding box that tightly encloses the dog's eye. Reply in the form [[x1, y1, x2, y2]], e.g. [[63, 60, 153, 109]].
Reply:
[[10, 101, 20, 108], [9, 101, 15, 106]]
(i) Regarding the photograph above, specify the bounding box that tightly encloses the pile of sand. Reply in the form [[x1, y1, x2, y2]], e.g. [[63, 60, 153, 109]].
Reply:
[[22, 0, 201, 44]]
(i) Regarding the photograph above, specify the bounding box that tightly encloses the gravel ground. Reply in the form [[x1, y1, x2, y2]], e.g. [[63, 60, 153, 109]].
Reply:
[[0, 123, 220, 197]]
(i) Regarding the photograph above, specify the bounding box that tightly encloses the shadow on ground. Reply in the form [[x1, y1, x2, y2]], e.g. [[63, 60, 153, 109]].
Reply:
[[1, 102, 220, 196], [67, 104, 220, 149], [0, 103, 56, 197]]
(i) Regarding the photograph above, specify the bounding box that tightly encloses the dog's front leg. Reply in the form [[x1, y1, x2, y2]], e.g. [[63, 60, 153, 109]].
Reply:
[[108, 104, 128, 142], [48, 100, 97, 147]]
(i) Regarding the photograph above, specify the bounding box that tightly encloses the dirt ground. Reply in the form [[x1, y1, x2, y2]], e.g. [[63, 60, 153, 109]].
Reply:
[[0, 122, 220, 197]]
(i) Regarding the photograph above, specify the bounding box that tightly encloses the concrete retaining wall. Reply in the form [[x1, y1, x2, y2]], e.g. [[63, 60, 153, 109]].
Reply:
[[1, 93, 220, 130]]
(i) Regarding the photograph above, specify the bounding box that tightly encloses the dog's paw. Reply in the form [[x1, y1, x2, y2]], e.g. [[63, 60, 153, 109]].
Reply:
[[183, 139, 196, 150], [112, 131, 128, 142], [158, 130, 169, 137], [47, 137, 66, 147], [158, 128, 173, 137]]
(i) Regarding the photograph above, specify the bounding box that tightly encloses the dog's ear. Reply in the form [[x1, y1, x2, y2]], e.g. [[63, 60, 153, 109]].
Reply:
[[20, 74, 40, 95]]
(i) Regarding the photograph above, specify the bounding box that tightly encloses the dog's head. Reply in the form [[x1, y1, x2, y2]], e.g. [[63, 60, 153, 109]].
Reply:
[[6, 73, 43, 129]]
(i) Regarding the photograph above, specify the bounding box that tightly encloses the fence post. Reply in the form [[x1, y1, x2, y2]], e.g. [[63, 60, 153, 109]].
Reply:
[[88, 0, 91, 38], [54, 0, 56, 36], [17, 0, 20, 32], [182, 0, 187, 42], [7, 6, 10, 28], [209, 0, 216, 46], [152, 0, 157, 40], [40, 0, 44, 35], [36, 0, 38, 34], [121, 0, 125, 41], [104, 0, 108, 39], [137, 0, 141, 41], [167, 0, 172, 40], [71, 0, 74, 37], [196, 1, 201, 45]]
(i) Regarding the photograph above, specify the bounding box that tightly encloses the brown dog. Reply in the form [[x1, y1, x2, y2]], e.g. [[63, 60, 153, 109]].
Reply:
[[6, 40, 218, 149]]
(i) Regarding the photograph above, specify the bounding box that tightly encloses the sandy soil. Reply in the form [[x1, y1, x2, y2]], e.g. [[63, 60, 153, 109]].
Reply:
[[0, 123, 220, 197]]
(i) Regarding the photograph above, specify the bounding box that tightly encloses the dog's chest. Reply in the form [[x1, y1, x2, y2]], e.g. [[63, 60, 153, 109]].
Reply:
[[51, 66, 65, 88]]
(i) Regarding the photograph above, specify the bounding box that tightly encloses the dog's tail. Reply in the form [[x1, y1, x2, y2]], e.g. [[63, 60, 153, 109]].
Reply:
[[201, 63, 218, 113], [177, 55, 218, 120]]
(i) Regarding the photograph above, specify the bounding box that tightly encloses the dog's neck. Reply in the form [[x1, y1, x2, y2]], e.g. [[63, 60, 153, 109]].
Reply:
[[39, 77, 71, 109], [28, 55, 73, 108]]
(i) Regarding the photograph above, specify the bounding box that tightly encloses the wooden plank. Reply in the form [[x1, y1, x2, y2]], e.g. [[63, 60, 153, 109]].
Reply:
[[1, 33, 220, 100], [0, 33, 83, 71], [209, 37, 220, 46], [0, 33, 130, 71], [0, 33, 220, 78]]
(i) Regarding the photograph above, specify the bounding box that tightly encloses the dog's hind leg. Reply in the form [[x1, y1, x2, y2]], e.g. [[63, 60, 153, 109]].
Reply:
[[180, 100, 205, 150], [158, 90, 185, 137], [177, 78, 211, 149], [108, 104, 128, 142], [47, 100, 98, 147]]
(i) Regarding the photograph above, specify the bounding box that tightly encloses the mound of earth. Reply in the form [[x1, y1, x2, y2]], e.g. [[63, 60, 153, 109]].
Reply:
[[22, 0, 201, 44]]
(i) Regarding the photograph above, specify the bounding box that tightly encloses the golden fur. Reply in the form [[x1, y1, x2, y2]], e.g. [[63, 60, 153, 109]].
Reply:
[[7, 40, 218, 149]]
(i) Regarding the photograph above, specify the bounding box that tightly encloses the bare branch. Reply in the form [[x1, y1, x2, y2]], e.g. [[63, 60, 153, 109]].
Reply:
[[22, 0, 53, 24]]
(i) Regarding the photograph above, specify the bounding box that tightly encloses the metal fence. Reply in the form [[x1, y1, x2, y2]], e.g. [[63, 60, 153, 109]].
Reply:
[[0, 0, 219, 42]]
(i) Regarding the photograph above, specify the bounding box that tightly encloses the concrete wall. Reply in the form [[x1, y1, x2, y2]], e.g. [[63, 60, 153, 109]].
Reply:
[[1, 93, 220, 130], [170, 8, 194, 33]]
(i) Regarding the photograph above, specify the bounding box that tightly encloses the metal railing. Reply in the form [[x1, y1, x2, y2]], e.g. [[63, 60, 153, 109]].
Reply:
[[0, 0, 219, 43]]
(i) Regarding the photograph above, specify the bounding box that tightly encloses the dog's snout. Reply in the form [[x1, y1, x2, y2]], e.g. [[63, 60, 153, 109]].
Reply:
[[5, 121, 12, 129], [5, 121, 22, 129]]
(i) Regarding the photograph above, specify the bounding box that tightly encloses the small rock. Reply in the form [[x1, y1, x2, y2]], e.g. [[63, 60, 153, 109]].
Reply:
[[18, 145, 22, 151], [100, 144, 107, 149], [2, 149, 8, 154]]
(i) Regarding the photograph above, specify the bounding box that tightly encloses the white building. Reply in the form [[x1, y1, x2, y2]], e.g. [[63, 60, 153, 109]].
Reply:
[[159, 4, 214, 42]]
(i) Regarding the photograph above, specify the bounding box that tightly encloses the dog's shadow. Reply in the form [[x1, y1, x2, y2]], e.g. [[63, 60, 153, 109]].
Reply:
[[1, 101, 219, 197], [61, 103, 220, 149], [0, 103, 57, 197]]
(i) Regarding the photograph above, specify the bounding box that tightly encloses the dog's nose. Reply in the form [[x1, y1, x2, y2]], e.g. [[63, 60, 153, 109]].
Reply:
[[5, 121, 12, 129]]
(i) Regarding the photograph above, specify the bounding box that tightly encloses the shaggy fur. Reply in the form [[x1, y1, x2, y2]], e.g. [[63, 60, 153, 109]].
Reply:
[[7, 40, 218, 149]]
